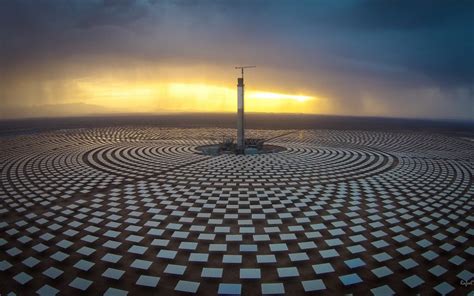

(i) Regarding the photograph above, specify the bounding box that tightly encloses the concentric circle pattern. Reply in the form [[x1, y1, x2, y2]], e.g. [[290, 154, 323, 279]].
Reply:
[[0, 127, 472, 295]]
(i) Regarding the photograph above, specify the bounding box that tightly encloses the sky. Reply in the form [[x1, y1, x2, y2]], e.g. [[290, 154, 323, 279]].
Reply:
[[0, 0, 473, 120]]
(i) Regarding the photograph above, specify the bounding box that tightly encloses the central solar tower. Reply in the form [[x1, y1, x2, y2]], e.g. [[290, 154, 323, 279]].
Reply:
[[235, 66, 255, 154]]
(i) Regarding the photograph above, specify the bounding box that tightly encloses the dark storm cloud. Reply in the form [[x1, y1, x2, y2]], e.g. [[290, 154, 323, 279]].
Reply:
[[262, 0, 474, 87], [0, 0, 473, 118], [1, 0, 472, 82], [346, 0, 474, 86]]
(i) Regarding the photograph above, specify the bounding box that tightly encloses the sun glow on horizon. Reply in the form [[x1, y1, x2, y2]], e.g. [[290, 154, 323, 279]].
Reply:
[[74, 79, 323, 114], [248, 91, 313, 102]]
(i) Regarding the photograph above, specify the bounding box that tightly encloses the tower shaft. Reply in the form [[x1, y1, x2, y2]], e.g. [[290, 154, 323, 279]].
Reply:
[[237, 77, 245, 153], [234, 65, 255, 155]]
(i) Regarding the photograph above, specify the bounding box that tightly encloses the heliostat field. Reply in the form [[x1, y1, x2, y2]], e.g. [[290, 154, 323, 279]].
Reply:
[[0, 127, 472, 295]]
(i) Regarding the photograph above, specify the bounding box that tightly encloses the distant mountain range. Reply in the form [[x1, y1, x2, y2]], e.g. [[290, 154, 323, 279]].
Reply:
[[0, 103, 122, 119]]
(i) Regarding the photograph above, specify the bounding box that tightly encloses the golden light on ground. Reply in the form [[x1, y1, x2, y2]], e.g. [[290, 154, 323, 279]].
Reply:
[[74, 79, 321, 114]]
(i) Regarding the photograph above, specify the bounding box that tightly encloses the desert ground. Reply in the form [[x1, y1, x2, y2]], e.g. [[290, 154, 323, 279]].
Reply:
[[0, 114, 472, 295]]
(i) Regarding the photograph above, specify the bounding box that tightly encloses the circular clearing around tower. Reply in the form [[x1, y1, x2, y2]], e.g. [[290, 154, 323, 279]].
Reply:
[[195, 143, 287, 156]]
